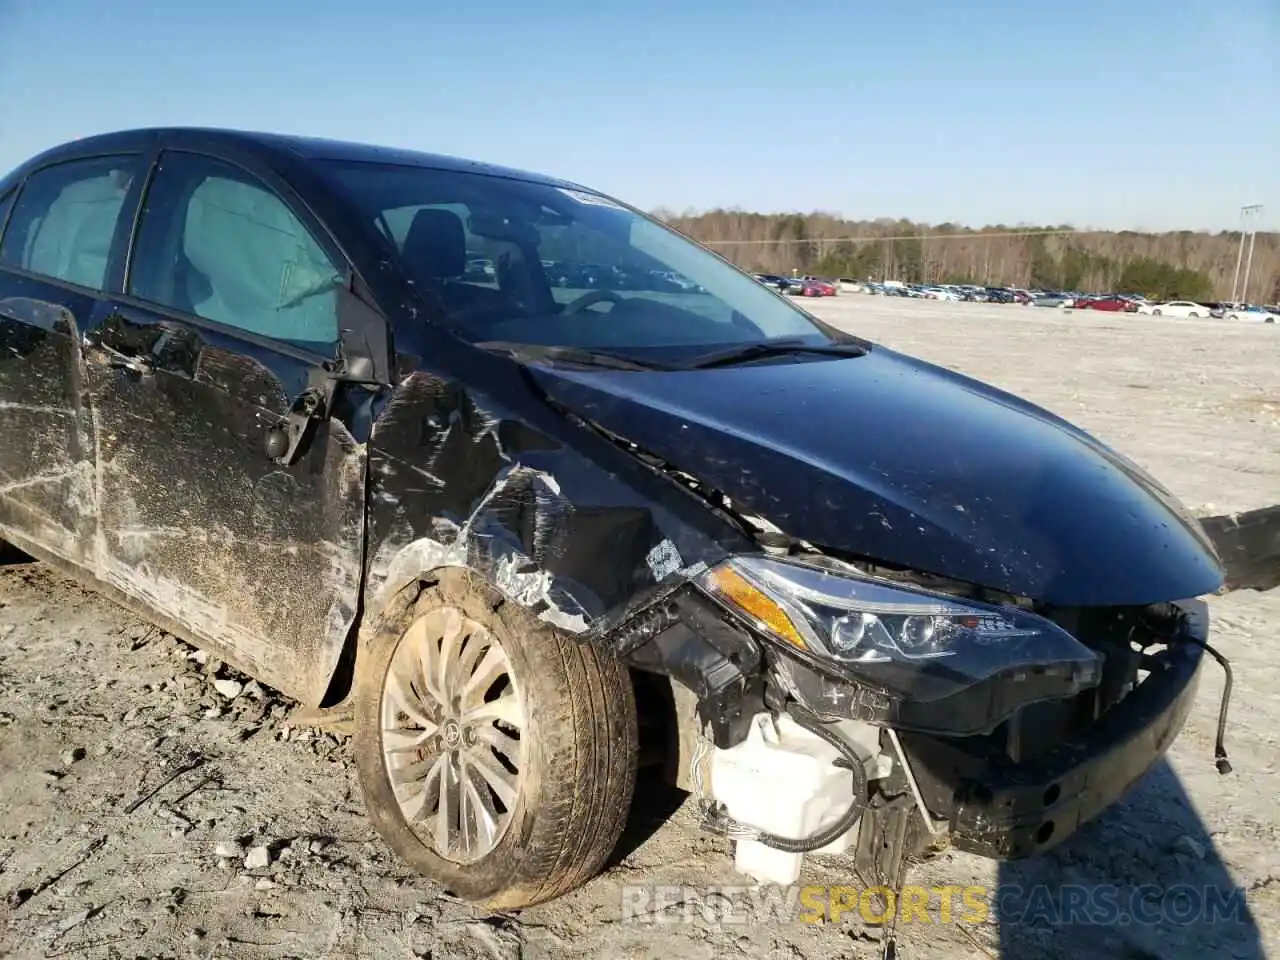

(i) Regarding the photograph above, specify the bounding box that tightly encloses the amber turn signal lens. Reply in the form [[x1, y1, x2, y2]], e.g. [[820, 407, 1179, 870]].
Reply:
[[705, 564, 808, 650]]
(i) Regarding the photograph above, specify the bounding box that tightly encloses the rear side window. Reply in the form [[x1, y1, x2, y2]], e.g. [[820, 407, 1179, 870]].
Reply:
[[129, 152, 343, 354], [0, 156, 140, 290]]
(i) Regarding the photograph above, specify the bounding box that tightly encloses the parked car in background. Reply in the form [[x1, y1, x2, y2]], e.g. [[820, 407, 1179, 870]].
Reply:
[[864, 282, 909, 297], [1032, 293, 1073, 308], [752, 273, 793, 293], [1139, 301, 1210, 318], [921, 286, 961, 301], [797, 276, 838, 294], [464, 257, 496, 282], [789, 278, 835, 297], [1075, 296, 1138, 313], [837, 277, 863, 294], [1224, 303, 1279, 323]]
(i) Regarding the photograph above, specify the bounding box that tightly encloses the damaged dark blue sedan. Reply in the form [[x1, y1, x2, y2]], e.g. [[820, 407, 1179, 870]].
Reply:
[[0, 129, 1232, 923]]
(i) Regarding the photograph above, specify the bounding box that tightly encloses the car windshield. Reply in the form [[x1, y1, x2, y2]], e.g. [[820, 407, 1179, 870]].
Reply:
[[321, 160, 838, 364]]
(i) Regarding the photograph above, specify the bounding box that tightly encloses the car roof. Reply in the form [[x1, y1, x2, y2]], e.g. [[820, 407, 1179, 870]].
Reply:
[[11, 127, 588, 191]]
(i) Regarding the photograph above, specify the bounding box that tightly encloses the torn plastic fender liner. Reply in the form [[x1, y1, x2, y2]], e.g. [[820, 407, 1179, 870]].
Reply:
[[616, 584, 766, 748], [363, 369, 739, 648], [365, 451, 729, 641], [366, 464, 596, 635]]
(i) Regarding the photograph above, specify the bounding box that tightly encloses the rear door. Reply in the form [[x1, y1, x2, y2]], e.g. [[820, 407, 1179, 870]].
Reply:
[[81, 146, 379, 704], [0, 154, 146, 566]]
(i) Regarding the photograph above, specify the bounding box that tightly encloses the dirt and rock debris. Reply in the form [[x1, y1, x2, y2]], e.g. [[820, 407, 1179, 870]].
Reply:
[[2, 301, 1278, 959]]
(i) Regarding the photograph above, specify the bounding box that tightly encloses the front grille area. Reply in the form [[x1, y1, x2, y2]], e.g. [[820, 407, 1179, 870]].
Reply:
[[1001, 603, 1185, 762], [895, 600, 1204, 832]]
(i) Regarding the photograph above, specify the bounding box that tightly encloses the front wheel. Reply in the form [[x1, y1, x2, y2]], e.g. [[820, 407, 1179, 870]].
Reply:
[[1153, 309, 1162, 316], [353, 568, 638, 909]]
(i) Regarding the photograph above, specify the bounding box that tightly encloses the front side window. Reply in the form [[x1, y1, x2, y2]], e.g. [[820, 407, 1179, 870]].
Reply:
[[0, 190, 14, 241], [129, 152, 344, 354], [323, 161, 836, 364], [0, 156, 140, 290]]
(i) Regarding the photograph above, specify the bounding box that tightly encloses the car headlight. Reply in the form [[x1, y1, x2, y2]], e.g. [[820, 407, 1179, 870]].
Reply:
[[696, 555, 1102, 702]]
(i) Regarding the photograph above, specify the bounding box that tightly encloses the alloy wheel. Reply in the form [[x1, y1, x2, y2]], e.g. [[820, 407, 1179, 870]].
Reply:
[[379, 606, 526, 863]]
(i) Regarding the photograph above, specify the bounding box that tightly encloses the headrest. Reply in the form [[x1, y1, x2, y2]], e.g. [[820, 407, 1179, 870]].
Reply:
[[402, 207, 466, 279]]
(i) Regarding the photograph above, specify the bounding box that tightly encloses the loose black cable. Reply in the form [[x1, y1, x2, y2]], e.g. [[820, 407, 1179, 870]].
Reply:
[[1182, 636, 1234, 774], [702, 706, 869, 853]]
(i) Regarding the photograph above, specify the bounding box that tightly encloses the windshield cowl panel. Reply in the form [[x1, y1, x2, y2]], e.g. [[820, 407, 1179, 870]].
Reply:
[[321, 160, 835, 364]]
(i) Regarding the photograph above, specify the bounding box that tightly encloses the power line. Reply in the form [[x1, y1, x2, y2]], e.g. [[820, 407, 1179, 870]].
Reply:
[[697, 228, 1095, 246]]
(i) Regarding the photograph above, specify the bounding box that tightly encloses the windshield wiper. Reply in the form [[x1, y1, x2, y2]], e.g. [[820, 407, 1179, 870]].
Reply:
[[475, 341, 674, 372], [680, 338, 869, 370]]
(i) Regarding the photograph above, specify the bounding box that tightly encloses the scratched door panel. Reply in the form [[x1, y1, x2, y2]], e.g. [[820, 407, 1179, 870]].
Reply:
[[86, 307, 366, 704], [0, 275, 98, 565]]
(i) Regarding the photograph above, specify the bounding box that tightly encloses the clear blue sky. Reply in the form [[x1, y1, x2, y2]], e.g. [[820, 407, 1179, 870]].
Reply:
[[1, 0, 1274, 232]]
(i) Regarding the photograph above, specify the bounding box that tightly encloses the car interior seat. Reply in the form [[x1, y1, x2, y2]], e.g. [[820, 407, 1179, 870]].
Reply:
[[401, 208, 516, 333]]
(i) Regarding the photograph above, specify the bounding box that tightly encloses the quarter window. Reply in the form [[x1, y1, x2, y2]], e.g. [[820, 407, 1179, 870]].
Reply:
[[0, 156, 140, 290], [129, 152, 344, 354]]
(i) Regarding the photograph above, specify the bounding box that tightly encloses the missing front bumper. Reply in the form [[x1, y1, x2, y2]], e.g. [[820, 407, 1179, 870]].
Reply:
[[902, 608, 1207, 858]]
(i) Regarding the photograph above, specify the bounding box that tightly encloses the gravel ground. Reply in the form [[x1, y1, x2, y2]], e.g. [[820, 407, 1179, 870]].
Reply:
[[0, 299, 1276, 960]]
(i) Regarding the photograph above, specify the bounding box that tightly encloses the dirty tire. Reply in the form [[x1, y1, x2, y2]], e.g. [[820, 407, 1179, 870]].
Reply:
[[353, 568, 638, 910]]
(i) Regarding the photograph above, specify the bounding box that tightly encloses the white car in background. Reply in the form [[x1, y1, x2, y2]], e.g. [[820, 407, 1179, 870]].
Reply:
[[1224, 304, 1279, 323], [922, 286, 961, 301], [1139, 300, 1210, 318]]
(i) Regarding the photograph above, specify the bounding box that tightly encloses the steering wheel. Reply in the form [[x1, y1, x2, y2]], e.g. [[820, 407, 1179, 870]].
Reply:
[[562, 289, 624, 315]]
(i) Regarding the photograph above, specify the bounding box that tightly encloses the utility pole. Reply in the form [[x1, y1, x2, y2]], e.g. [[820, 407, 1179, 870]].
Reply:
[[1230, 204, 1262, 304], [1241, 205, 1263, 304]]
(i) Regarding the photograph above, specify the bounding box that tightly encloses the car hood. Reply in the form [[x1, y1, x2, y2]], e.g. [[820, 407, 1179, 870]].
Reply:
[[530, 346, 1223, 606]]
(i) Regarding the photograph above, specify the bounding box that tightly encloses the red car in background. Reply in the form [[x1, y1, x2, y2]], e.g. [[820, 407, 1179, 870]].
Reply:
[[791, 278, 836, 297], [1075, 296, 1139, 313]]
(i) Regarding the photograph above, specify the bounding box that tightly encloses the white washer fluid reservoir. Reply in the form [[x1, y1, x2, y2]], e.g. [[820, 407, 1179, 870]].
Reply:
[[707, 712, 888, 886]]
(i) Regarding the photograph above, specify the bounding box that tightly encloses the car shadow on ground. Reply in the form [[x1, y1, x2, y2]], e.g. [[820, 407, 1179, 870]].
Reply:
[[996, 759, 1263, 958], [605, 771, 688, 869], [0, 542, 33, 565]]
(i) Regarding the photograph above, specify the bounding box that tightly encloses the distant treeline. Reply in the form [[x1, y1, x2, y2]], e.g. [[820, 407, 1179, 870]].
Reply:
[[652, 209, 1280, 302]]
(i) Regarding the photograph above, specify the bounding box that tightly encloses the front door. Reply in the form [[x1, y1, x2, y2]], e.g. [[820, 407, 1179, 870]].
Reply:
[[0, 154, 146, 567], [80, 148, 372, 704]]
